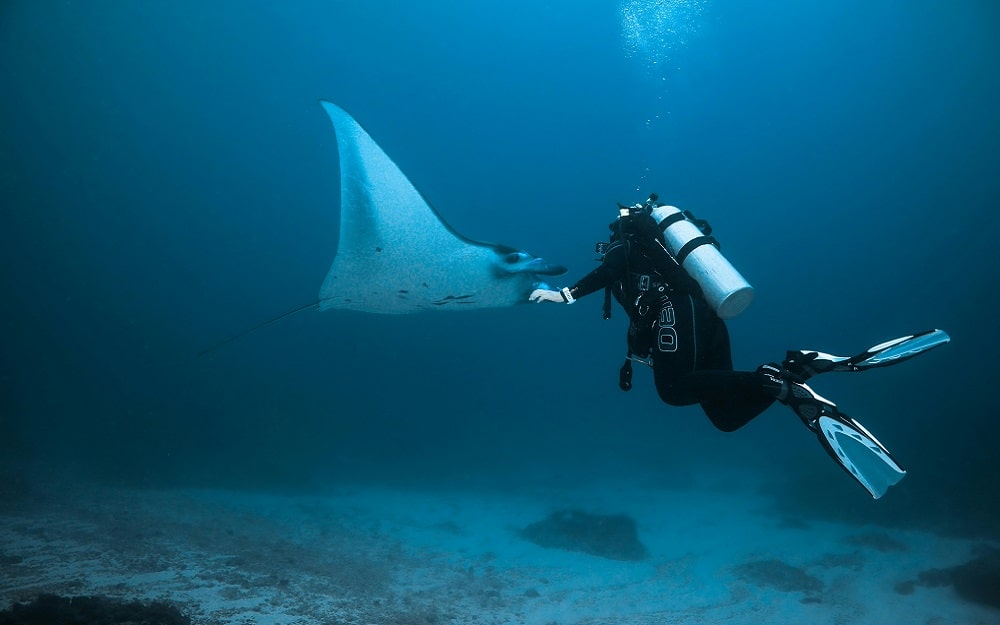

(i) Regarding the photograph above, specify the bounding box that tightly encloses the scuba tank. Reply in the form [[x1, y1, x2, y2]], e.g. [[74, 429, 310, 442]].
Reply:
[[649, 203, 754, 319]]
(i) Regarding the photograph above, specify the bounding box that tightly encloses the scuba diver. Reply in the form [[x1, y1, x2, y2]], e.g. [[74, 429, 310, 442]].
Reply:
[[529, 194, 949, 498]]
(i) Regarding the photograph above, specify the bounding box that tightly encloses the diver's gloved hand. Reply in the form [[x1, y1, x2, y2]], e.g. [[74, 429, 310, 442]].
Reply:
[[529, 287, 575, 304]]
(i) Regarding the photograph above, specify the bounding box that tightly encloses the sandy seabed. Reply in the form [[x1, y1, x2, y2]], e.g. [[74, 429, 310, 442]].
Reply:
[[0, 480, 996, 625]]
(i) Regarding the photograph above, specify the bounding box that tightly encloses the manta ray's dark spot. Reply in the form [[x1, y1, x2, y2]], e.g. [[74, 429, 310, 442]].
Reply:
[[398, 290, 408, 294], [422, 282, 429, 288], [375, 246, 383, 252]]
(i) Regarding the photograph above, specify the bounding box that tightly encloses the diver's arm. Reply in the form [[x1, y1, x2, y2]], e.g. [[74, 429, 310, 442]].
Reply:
[[529, 265, 612, 304], [529, 244, 625, 304], [566, 262, 619, 299]]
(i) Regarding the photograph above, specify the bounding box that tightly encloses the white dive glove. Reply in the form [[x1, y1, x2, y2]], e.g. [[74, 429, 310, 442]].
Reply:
[[528, 287, 576, 304]]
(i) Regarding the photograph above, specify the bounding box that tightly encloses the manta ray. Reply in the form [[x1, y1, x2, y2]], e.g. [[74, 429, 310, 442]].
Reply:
[[317, 101, 565, 313], [200, 103, 565, 354]]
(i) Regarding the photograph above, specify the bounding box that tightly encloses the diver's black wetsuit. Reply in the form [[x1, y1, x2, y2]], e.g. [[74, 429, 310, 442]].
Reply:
[[566, 213, 776, 432]]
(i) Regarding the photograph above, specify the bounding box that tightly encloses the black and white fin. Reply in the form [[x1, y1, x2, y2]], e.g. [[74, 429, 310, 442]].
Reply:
[[784, 329, 950, 380], [815, 413, 907, 499], [849, 329, 951, 370]]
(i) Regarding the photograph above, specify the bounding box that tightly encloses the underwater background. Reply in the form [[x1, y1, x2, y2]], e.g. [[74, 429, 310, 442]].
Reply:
[[1, 0, 997, 538]]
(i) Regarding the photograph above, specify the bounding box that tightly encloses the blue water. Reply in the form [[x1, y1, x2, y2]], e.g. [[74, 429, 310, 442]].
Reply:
[[1, 1, 997, 537]]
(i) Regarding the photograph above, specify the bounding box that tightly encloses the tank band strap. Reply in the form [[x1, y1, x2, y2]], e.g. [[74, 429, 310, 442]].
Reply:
[[657, 212, 686, 231], [676, 235, 719, 264]]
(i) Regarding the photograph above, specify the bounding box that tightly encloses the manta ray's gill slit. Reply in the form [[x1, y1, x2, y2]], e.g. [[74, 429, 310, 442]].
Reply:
[[432, 294, 477, 306]]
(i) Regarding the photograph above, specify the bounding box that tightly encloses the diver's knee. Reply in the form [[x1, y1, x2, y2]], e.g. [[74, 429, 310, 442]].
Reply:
[[655, 384, 693, 407], [705, 414, 744, 433]]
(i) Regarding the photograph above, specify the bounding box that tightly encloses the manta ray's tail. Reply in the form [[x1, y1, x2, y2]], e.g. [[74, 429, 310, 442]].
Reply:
[[198, 301, 319, 357]]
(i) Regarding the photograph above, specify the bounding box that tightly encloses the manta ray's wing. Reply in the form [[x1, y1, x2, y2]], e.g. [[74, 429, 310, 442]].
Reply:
[[318, 101, 564, 314]]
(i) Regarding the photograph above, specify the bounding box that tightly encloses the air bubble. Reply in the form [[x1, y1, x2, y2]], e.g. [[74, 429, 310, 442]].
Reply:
[[620, 0, 708, 71]]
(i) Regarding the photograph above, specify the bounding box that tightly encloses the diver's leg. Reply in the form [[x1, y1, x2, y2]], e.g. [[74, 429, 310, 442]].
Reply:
[[689, 371, 778, 432], [685, 300, 779, 430], [650, 290, 701, 406], [650, 291, 775, 430]]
